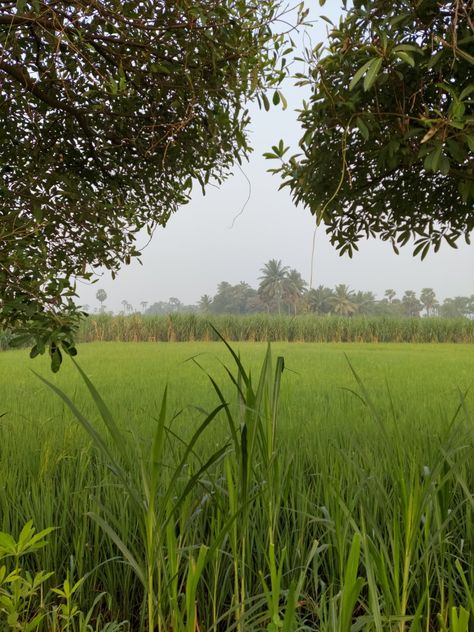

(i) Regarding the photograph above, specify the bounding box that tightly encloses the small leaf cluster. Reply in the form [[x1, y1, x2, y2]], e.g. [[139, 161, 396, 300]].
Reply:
[[0, 522, 54, 630], [0, 521, 122, 630]]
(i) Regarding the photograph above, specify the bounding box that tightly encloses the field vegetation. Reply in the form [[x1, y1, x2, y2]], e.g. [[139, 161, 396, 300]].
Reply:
[[1, 1, 473, 630], [1, 341, 473, 630], [76, 313, 474, 345]]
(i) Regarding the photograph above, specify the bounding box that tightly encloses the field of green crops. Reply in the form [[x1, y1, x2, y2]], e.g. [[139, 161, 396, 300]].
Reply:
[[1, 341, 474, 631], [77, 313, 474, 344]]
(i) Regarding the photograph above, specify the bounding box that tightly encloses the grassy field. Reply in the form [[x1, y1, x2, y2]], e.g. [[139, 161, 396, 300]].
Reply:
[[1, 342, 474, 631]]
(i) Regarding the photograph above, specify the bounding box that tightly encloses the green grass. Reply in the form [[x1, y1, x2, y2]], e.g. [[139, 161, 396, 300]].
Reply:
[[2, 342, 472, 432], [0, 342, 473, 630]]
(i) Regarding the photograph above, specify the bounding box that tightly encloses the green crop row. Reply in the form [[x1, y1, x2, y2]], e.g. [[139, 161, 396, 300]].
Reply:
[[77, 313, 474, 344]]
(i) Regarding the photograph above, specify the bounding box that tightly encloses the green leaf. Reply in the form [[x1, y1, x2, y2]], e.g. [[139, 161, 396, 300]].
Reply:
[[460, 85, 474, 100], [420, 242, 430, 260], [465, 134, 474, 153], [424, 145, 442, 172], [413, 240, 428, 257], [447, 139, 467, 163], [261, 93, 270, 111], [0, 532, 16, 555], [438, 154, 450, 175], [319, 15, 334, 25], [355, 116, 369, 140], [393, 43, 423, 54], [363, 57, 383, 91], [451, 100, 466, 119], [395, 51, 415, 67], [444, 234, 458, 249], [50, 345, 62, 373], [349, 59, 374, 91]]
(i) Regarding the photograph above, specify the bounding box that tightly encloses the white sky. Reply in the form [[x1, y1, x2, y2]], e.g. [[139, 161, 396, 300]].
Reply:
[[77, 3, 473, 313]]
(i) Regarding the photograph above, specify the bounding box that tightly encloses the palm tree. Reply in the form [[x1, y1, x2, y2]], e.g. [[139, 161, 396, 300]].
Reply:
[[353, 291, 376, 315], [329, 284, 357, 316], [258, 259, 289, 314], [402, 290, 423, 317], [305, 285, 334, 314], [284, 269, 307, 315], [198, 294, 213, 313], [420, 288, 438, 317], [384, 289, 396, 303], [168, 297, 181, 313], [96, 289, 107, 312], [121, 299, 128, 315]]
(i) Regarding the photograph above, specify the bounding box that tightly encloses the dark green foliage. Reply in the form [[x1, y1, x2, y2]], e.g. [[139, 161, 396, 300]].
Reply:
[[270, 0, 474, 256], [211, 281, 261, 314], [1, 0, 299, 367]]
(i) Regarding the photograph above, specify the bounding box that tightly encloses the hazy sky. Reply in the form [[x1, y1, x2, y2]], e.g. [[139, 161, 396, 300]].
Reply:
[[78, 3, 473, 313]]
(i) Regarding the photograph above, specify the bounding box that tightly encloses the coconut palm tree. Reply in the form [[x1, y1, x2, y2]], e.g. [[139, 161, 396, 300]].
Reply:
[[384, 289, 396, 303], [198, 294, 213, 313], [353, 291, 376, 315], [96, 289, 107, 312], [258, 259, 289, 314], [402, 290, 423, 317], [305, 285, 334, 314], [329, 284, 357, 316], [420, 288, 438, 317], [284, 269, 307, 315]]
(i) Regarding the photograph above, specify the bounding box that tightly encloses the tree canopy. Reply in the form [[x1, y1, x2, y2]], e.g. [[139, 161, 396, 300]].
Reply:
[[269, 0, 474, 258], [1, 0, 299, 368]]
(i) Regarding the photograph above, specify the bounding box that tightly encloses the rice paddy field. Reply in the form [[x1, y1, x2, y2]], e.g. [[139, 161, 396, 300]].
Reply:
[[1, 341, 474, 631]]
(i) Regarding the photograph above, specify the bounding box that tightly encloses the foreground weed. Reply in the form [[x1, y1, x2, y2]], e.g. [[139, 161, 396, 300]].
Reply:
[[36, 364, 229, 632], [0, 521, 54, 630], [197, 332, 316, 630], [36, 337, 318, 631], [0, 523, 124, 632]]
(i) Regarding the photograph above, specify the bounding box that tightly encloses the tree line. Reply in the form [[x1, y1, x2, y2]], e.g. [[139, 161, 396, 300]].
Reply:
[[92, 259, 474, 320]]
